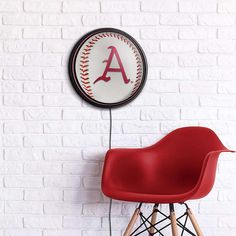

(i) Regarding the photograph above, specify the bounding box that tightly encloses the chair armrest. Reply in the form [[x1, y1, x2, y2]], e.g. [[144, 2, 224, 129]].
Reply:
[[191, 149, 234, 199]]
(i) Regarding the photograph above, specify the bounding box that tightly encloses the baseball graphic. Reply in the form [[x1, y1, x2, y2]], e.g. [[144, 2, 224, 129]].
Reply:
[[69, 28, 147, 108]]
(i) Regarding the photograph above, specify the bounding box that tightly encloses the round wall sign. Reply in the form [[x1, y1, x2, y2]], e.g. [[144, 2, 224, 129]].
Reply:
[[68, 28, 147, 108]]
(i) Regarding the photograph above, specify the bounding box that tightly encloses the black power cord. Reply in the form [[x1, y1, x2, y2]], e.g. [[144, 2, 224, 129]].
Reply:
[[108, 107, 113, 236]]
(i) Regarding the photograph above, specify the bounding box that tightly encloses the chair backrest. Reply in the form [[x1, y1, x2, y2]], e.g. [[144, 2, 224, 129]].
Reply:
[[151, 127, 226, 182]]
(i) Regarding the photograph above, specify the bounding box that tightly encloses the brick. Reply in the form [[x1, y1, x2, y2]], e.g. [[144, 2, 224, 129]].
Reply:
[[83, 203, 121, 216], [0, 27, 21, 39], [64, 190, 101, 202], [3, 14, 41, 25], [5, 230, 42, 236], [5, 201, 43, 214], [161, 94, 198, 107], [43, 95, 81, 107], [83, 231, 120, 236], [24, 189, 62, 201], [24, 162, 61, 174], [199, 14, 235, 26], [4, 94, 42, 106], [63, 162, 99, 175], [131, 93, 159, 106], [122, 13, 158, 26], [24, 54, 61, 66], [160, 14, 196, 25], [218, 55, 236, 66], [62, 27, 93, 39], [24, 1, 61, 12], [0, 54, 22, 65], [122, 122, 159, 134], [0, 189, 23, 200], [199, 40, 235, 53], [43, 40, 72, 53], [24, 216, 62, 228], [179, 27, 216, 39], [101, 107, 139, 120], [0, 1, 22, 12], [102, 134, 140, 147], [44, 148, 83, 161], [218, 81, 236, 94], [148, 54, 178, 67], [219, 0, 236, 13], [83, 176, 101, 189], [24, 135, 61, 147], [181, 108, 217, 120], [44, 202, 82, 215], [160, 121, 199, 133], [141, 108, 179, 120], [161, 68, 198, 80], [179, 81, 217, 93], [179, 55, 216, 67], [44, 121, 82, 133], [44, 230, 82, 236], [63, 135, 100, 147], [0, 162, 22, 174], [199, 68, 236, 81], [161, 40, 197, 52], [179, 0, 216, 12], [4, 149, 42, 161], [83, 14, 120, 26], [23, 27, 61, 39], [1, 81, 22, 93], [44, 176, 81, 188], [24, 108, 61, 120], [24, 81, 43, 93], [139, 40, 159, 53], [82, 121, 121, 134], [4, 40, 41, 52], [82, 148, 106, 161], [200, 201, 236, 214], [141, 0, 178, 12], [63, 1, 100, 12], [4, 176, 42, 188], [102, 1, 139, 12], [63, 216, 100, 228], [43, 14, 82, 26], [0, 216, 22, 228], [63, 109, 100, 120], [2, 135, 23, 147], [4, 67, 41, 81], [200, 95, 235, 107], [44, 81, 62, 93], [43, 68, 65, 79], [142, 27, 178, 39], [218, 27, 236, 39], [4, 121, 42, 134], [218, 108, 236, 120]]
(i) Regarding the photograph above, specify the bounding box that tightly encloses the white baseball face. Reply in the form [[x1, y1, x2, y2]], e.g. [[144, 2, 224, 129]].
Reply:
[[69, 29, 147, 107]]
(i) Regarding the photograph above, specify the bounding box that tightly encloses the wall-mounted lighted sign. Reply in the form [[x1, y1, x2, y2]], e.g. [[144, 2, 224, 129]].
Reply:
[[68, 28, 147, 108]]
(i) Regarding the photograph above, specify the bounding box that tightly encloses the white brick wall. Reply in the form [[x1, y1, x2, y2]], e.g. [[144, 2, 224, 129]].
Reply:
[[0, 0, 236, 235]]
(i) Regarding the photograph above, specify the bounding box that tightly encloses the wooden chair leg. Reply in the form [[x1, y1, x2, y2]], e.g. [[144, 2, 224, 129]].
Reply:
[[123, 204, 141, 236], [187, 208, 203, 236], [149, 204, 158, 235], [170, 204, 179, 236]]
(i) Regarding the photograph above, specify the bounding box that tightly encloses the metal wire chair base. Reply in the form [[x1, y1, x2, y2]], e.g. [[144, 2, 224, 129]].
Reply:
[[127, 203, 197, 236]]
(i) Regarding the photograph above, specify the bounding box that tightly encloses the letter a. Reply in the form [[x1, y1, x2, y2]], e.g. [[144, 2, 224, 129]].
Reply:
[[94, 46, 130, 84]]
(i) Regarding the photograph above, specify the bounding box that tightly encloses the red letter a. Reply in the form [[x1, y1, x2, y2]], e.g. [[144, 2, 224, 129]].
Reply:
[[94, 46, 130, 84]]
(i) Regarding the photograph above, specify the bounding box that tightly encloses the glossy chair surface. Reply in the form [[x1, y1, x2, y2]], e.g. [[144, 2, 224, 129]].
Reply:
[[102, 126, 233, 203]]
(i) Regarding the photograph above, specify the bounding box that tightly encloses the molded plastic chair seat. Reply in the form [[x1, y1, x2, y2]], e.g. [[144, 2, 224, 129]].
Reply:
[[102, 127, 234, 203]]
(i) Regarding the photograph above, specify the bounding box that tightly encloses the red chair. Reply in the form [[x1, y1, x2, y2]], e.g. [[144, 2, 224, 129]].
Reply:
[[102, 127, 234, 236]]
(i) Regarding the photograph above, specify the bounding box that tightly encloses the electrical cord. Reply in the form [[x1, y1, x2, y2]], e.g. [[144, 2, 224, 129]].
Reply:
[[108, 107, 113, 236]]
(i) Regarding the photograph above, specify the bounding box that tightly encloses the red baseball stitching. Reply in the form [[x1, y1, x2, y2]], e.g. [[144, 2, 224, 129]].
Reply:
[[80, 32, 143, 98]]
